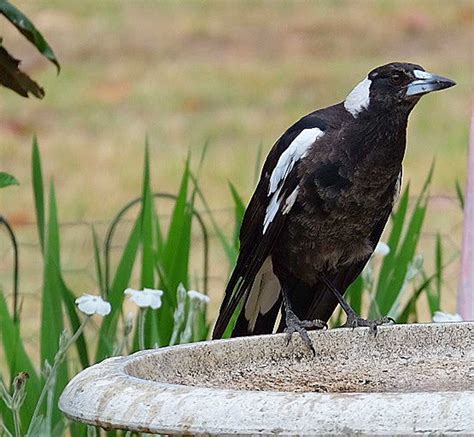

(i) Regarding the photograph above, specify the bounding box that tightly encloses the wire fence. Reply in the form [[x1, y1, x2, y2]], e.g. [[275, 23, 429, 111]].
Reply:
[[0, 195, 465, 317]]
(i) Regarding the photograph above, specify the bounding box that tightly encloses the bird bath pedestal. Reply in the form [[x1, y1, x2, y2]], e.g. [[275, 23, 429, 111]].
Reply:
[[60, 322, 473, 435]]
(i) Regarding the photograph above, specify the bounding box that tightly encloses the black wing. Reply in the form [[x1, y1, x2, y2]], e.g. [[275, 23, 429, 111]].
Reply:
[[212, 112, 328, 339]]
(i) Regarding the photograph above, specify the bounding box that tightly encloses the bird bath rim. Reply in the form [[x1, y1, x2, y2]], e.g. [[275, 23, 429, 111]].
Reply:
[[59, 322, 474, 435]]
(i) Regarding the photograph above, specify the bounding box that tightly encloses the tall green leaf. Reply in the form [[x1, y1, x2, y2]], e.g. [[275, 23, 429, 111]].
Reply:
[[140, 145, 159, 348], [192, 173, 237, 264], [0, 289, 40, 428], [40, 181, 67, 427], [0, 1, 60, 71], [92, 226, 105, 296], [372, 167, 433, 317], [229, 182, 245, 251], [96, 217, 141, 360], [158, 160, 193, 344], [32, 137, 45, 254]]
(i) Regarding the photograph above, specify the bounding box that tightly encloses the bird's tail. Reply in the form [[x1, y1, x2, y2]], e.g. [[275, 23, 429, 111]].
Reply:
[[213, 256, 282, 339]]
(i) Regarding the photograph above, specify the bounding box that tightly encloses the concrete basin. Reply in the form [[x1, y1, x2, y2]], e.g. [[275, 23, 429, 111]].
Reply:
[[60, 322, 474, 435]]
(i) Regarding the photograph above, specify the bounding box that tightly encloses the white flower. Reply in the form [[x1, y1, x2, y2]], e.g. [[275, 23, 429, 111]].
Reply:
[[432, 311, 463, 323], [75, 294, 111, 316], [187, 290, 210, 304], [373, 242, 390, 257], [124, 288, 163, 309]]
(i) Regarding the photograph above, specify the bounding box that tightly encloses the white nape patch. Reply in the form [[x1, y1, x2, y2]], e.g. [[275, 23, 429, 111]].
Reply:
[[282, 187, 299, 214], [413, 70, 432, 79], [344, 78, 372, 118], [245, 257, 281, 332], [263, 186, 282, 233], [268, 128, 324, 195]]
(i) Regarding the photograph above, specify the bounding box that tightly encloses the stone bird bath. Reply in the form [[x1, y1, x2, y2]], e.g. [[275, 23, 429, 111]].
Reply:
[[60, 322, 473, 435]]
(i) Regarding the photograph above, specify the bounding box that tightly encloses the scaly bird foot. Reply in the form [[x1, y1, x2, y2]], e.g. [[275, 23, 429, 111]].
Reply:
[[284, 311, 327, 355], [342, 310, 395, 336]]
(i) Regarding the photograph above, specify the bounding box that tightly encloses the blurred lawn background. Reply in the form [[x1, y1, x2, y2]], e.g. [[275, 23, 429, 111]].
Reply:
[[0, 0, 471, 360]]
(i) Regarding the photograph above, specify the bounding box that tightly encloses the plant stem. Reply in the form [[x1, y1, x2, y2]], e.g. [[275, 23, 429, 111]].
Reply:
[[26, 317, 89, 436], [13, 408, 21, 437], [138, 309, 147, 350]]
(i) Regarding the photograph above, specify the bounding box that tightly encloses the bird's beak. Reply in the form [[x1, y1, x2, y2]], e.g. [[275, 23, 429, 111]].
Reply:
[[406, 71, 456, 97]]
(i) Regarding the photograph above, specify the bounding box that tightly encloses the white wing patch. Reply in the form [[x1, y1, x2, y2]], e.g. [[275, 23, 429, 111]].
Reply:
[[263, 128, 324, 234], [244, 257, 281, 332], [268, 128, 324, 195], [282, 187, 299, 214], [344, 77, 372, 118], [263, 185, 282, 233]]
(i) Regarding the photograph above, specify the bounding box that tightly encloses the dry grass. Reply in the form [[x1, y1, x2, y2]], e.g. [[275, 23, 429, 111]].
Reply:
[[0, 0, 472, 360]]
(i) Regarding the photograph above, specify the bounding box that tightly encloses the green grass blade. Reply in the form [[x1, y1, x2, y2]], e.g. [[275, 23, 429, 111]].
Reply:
[[60, 279, 89, 369], [426, 233, 443, 314], [158, 161, 193, 344], [229, 182, 245, 250], [140, 144, 155, 290], [377, 197, 428, 317], [32, 137, 45, 254], [455, 179, 464, 210], [346, 275, 363, 316], [162, 159, 190, 293], [40, 181, 68, 428], [140, 145, 158, 348], [374, 184, 410, 304], [91, 226, 105, 296], [96, 217, 141, 360], [191, 173, 237, 264], [0, 290, 40, 429], [372, 166, 433, 318]]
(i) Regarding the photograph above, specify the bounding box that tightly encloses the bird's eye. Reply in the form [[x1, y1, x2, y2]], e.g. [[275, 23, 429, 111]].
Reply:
[[390, 73, 403, 85]]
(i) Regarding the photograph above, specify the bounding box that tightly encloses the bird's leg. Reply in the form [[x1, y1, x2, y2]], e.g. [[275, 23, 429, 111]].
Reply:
[[281, 287, 327, 355], [319, 275, 394, 335]]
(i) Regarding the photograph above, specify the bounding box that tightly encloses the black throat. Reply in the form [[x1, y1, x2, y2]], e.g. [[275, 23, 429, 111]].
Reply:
[[346, 108, 409, 174]]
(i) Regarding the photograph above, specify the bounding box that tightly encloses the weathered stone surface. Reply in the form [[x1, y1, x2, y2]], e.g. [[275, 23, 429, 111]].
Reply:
[[60, 322, 474, 435]]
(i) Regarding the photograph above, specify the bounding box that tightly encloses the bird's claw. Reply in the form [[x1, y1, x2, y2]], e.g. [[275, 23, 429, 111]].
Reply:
[[343, 312, 395, 336], [284, 312, 326, 355]]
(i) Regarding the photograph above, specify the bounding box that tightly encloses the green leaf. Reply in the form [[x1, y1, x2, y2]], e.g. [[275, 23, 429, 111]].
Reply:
[[60, 278, 89, 369], [191, 173, 237, 264], [228, 182, 245, 251], [374, 184, 410, 302], [426, 233, 443, 314], [158, 160, 193, 344], [455, 179, 465, 210], [372, 165, 433, 318], [140, 145, 158, 348], [32, 137, 45, 254], [96, 217, 141, 361], [0, 289, 40, 428], [373, 171, 432, 318], [140, 144, 155, 290], [0, 172, 19, 189], [40, 181, 68, 427], [346, 275, 363, 316], [92, 226, 105, 296], [0, 1, 60, 72]]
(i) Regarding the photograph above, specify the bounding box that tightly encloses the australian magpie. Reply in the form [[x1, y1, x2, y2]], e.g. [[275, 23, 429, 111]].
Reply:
[[212, 62, 455, 351]]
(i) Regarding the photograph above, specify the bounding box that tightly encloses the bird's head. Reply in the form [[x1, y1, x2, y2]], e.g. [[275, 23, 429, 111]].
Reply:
[[344, 62, 456, 118]]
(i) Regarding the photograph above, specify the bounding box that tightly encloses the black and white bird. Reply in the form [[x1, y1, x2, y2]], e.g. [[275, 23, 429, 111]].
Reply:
[[212, 62, 455, 351]]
